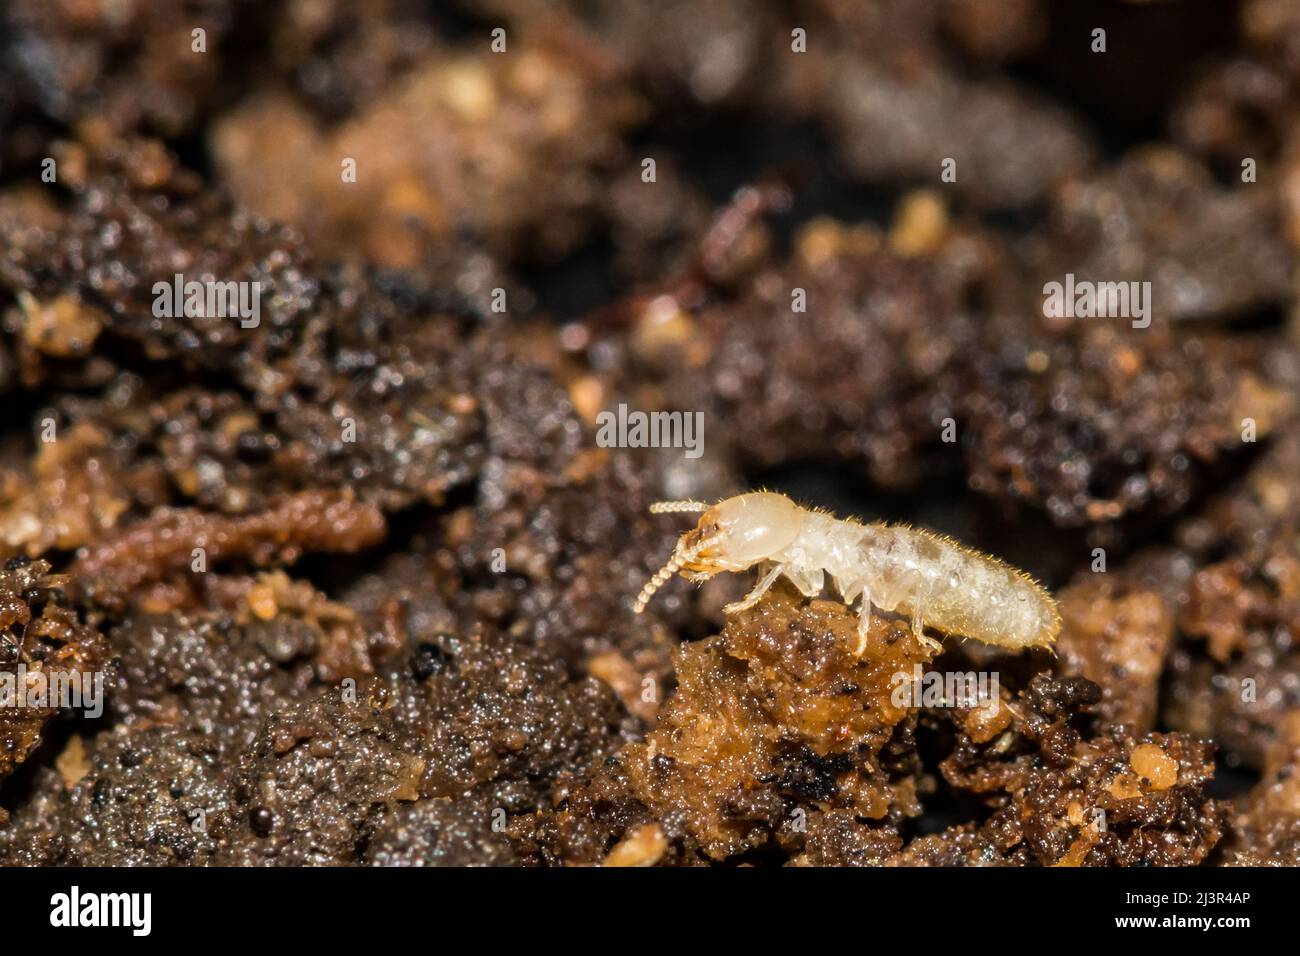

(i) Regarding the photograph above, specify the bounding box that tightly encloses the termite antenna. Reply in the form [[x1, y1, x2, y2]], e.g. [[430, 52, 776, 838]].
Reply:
[[632, 552, 687, 613], [633, 535, 720, 613], [649, 500, 709, 514]]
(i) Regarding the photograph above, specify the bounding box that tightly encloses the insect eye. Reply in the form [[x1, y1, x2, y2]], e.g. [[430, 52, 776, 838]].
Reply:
[[689, 521, 718, 541]]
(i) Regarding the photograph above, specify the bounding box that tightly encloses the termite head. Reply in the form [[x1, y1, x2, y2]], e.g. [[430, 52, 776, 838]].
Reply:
[[633, 492, 802, 613]]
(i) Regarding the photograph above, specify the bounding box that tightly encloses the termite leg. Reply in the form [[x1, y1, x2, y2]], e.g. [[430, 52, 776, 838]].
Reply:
[[853, 592, 874, 656], [911, 604, 942, 655], [786, 566, 824, 598], [723, 563, 784, 615]]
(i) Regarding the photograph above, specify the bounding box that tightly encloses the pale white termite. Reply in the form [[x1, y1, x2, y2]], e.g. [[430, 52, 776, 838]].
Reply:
[[633, 492, 1061, 655]]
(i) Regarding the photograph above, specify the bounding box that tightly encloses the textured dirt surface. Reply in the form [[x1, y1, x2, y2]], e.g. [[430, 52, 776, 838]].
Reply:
[[0, 559, 111, 789], [1, 0, 1299, 867]]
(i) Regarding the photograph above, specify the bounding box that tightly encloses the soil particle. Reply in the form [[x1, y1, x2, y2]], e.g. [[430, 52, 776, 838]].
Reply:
[[0, 558, 110, 785]]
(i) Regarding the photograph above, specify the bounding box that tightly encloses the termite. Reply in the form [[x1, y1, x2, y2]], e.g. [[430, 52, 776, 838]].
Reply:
[[633, 492, 1060, 655]]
